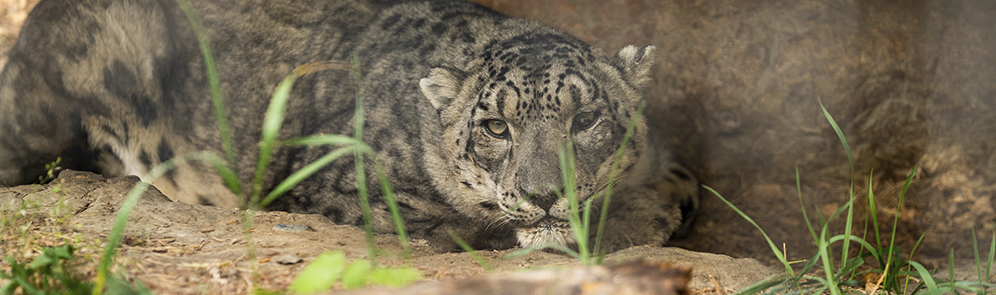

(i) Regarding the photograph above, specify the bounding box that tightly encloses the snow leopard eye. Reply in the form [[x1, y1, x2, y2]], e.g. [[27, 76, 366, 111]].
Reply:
[[572, 111, 599, 132], [485, 119, 509, 139]]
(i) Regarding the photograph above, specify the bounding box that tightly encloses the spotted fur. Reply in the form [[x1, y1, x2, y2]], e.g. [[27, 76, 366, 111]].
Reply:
[[0, 0, 698, 251]]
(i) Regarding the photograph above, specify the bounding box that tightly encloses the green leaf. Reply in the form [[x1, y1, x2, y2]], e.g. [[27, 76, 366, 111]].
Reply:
[[49, 244, 74, 259], [342, 260, 372, 290], [288, 251, 347, 294], [27, 253, 55, 270], [367, 267, 422, 288], [282, 135, 363, 147], [104, 275, 152, 295], [907, 261, 940, 295]]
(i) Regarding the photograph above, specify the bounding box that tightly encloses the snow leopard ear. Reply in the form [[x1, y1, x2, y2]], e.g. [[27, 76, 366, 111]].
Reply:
[[420, 67, 467, 114], [611, 45, 656, 88]]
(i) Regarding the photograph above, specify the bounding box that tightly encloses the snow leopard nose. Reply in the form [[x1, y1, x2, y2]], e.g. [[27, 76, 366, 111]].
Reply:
[[519, 162, 564, 212], [529, 191, 561, 212], [517, 156, 564, 212], [516, 130, 565, 212]]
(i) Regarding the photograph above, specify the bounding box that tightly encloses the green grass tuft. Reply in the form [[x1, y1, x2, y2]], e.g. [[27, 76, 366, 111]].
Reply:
[[288, 250, 421, 294], [1, 245, 92, 295], [721, 102, 996, 295]]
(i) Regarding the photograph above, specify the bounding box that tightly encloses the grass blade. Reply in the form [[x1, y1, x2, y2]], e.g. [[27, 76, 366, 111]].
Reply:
[[732, 273, 792, 295], [815, 196, 856, 295], [973, 226, 986, 295], [951, 249, 960, 295], [819, 101, 857, 279], [908, 261, 942, 294], [350, 52, 365, 142], [355, 147, 376, 261], [868, 170, 884, 266], [904, 232, 927, 294], [448, 230, 493, 271], [988, 222, 995, 295], [557, 141, 588, 264], [818, 222, 842, 295], [795, 167, 819, 245], [93, 152, 229, 295], [827, 235, 878, 259], [250, 61, 350, 209], [796, 251, 823, 279], [282, 135, 364, 147], [818, 99, 852, 170], [347, 51, 378, 262], [841, 179, 855, 275], [250, 74, 295, 208], [582, 198, 593, 254], [176, 0, 240, 198], [705, 186, 793, 275], [593, 102, 644, 256], [885, 162, 920, 285], [259, 144, 368, 207], [371, 158, 410, 255]]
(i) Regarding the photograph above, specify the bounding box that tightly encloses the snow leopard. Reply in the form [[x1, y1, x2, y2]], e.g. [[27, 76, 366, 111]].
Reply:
[[0, 0, 699, 251]]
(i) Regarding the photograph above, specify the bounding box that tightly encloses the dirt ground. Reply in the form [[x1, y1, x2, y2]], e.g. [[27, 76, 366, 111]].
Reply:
[[2, 0, 996, 293], [1, 170, 774, 294]]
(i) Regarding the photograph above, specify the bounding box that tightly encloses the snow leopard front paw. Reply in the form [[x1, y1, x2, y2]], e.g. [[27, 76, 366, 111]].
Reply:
[[597, 166, 699, 252]]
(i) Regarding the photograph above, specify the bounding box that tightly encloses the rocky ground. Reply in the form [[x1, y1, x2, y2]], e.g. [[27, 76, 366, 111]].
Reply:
[[0, 171, 775, 294]]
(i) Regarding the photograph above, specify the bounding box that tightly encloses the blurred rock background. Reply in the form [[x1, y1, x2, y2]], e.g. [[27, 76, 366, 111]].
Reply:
[[0, 0, 33, 68]]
